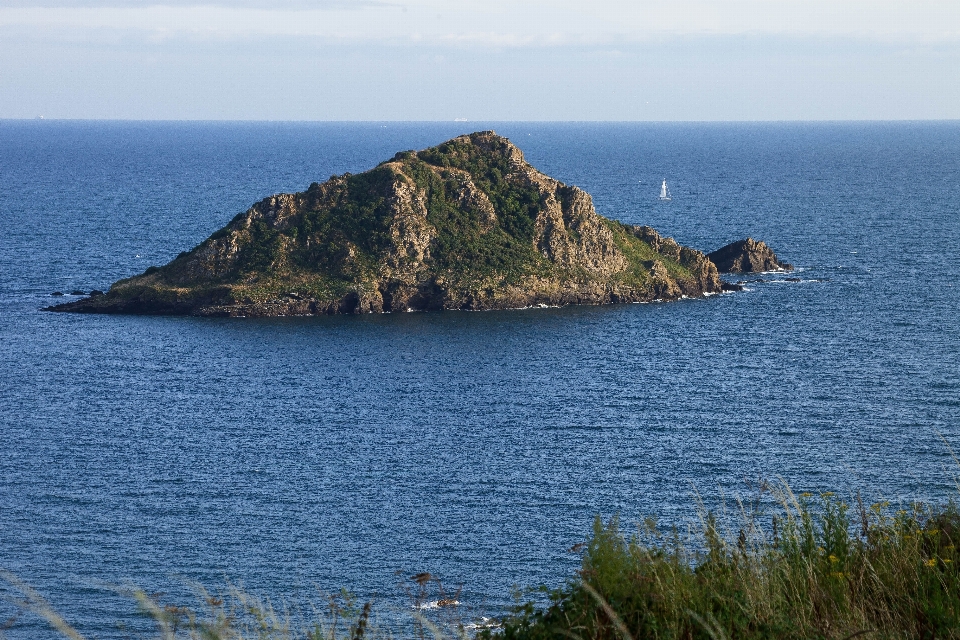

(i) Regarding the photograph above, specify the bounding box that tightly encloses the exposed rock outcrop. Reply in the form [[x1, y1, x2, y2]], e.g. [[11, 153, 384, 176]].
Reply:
[[48, 131, 724, 317], [707, 238, 793, 274]]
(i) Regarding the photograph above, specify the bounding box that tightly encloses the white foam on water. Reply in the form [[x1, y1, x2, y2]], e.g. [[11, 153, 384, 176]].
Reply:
[[768, 278, 823, 285], [414, 600, 461, 610], [509, 303, 561, 310], [463, 617, 501, 631], [754, 268, 792, 275]]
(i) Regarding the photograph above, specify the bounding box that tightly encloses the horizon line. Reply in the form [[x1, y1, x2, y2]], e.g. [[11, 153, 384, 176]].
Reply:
[[4, 117, 960, 124]]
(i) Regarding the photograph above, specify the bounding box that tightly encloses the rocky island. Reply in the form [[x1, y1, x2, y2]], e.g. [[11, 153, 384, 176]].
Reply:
[[49, 131, 762, 317], [707, 238, 793, 274]]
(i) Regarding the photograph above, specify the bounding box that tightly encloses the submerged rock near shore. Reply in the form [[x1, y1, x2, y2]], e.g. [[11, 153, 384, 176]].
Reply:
[[48, 132, 724, 317], [707, 238, 793, 274]]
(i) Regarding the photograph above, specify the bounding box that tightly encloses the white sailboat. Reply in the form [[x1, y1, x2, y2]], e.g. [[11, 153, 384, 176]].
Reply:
[[659, 179, 672, 201]]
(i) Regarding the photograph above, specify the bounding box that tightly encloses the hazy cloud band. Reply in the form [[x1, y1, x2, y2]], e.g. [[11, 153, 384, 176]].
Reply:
[[1, 1, 958, 43]]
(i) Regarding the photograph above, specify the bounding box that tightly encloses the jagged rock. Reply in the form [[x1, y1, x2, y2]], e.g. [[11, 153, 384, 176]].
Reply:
[[707, 238, 792, 274], [70, 290, 85, 296], [51, 291, 64, 296], [47, 132, 723, 317]]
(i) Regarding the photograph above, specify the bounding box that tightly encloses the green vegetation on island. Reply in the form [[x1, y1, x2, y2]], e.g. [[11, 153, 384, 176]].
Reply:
[[47, 132, 721, 317]]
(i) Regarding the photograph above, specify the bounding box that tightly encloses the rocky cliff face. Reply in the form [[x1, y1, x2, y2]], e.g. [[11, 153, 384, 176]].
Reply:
[[707, 238, 793, 274], [49, 131, 723, 317]]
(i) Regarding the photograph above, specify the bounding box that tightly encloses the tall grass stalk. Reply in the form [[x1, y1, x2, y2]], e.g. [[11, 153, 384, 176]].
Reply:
[[0, 578, 387, 640]]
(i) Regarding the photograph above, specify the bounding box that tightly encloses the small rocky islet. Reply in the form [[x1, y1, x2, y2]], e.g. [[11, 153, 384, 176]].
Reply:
[[48, 131, 790, 317], [707, 238, 792, 274]]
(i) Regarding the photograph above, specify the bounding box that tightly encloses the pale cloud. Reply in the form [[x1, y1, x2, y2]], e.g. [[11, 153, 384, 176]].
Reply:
[[0, 0, 958, 44], [1, 0, 957, 119]]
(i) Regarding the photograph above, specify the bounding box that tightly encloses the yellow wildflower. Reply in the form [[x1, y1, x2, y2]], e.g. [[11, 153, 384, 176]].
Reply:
[[831, 572, 844, 579], [926, 559, 938, 567], [928, 529, 940, 536], [829, 555, 839, 564], [945, 559, 953, 564], [801, 492, 813, 498]]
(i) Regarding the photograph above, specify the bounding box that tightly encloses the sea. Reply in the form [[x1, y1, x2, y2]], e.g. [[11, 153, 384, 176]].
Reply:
[[1, 121, 959, 637]]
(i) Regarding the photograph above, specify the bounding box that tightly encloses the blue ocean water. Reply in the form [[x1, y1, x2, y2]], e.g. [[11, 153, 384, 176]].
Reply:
[[1, 121, 959, 637]]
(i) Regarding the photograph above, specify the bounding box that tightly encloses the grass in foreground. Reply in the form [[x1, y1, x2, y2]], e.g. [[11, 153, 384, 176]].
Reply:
[[4, 481, 960, 639], [485, 481, 960, 640], [0, 569, 471, 640]]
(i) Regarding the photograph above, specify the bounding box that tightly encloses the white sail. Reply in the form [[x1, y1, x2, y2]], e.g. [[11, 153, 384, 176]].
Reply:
[[659, 180, 671, 201]]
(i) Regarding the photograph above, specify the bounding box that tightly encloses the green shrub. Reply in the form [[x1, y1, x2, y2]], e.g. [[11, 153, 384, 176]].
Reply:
[[487, 483, 960, 640]]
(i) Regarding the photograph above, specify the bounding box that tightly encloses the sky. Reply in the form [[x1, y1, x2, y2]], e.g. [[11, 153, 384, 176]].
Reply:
[[1, 0, 958, 120]]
